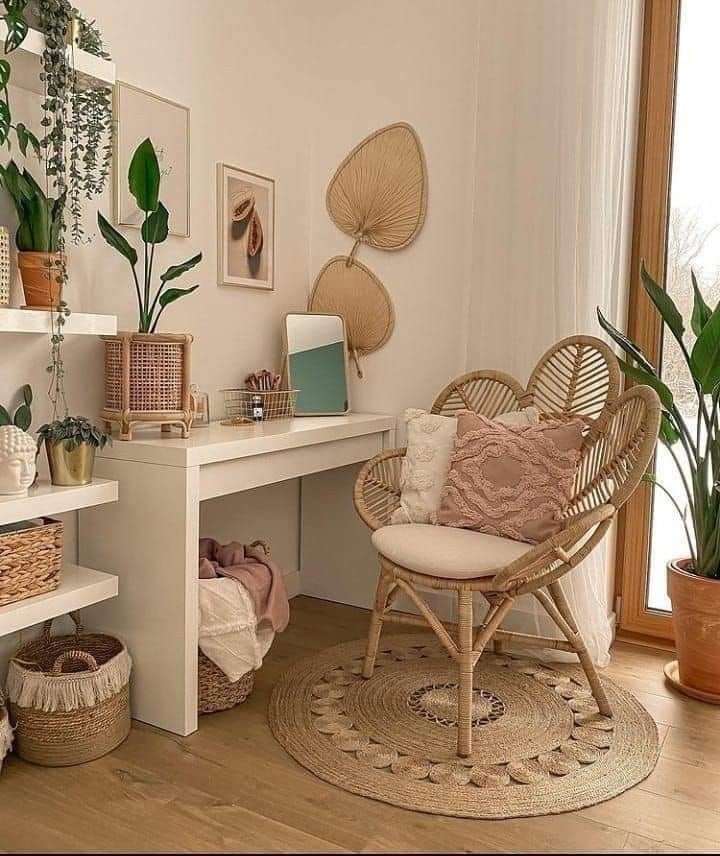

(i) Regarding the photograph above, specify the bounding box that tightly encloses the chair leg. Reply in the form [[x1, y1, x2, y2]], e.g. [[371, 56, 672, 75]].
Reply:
[[363, 566, 394, 679], [457, 589, 474, 757], [548, 581, 612, 717]]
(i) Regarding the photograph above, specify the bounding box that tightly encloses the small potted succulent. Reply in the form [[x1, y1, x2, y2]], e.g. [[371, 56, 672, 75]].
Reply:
[[599, 262, 720, 704], [97, 138, 201, 440], [0, 162, 64, 309], [38, 416, 110, 486]]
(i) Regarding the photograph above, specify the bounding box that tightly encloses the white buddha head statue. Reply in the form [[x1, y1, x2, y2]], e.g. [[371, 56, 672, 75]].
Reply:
[[0, 425, 37, 495]]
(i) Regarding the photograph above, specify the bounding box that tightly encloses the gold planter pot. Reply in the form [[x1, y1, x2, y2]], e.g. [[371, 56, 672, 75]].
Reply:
[[45, 440, 96, 486]]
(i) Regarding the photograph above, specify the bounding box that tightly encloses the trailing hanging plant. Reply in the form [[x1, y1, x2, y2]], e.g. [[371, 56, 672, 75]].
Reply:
[[38, 1, 113, 245], [98, 138, 202, 333]]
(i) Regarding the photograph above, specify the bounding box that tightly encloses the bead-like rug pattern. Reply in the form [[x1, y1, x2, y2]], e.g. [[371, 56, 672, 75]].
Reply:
[[269, 634, 659, 818]]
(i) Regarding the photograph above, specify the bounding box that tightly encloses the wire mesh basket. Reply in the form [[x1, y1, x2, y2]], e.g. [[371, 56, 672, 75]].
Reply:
[[220, 389, 299, 424]]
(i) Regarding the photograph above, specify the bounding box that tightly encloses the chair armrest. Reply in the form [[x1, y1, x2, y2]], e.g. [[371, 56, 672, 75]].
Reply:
[[490, 504, 616, 592], [353, 448, 406, 531]]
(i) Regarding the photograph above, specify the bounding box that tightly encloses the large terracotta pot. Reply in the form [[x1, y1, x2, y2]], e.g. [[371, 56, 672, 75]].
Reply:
[[666, 559, 720, 704], [17, 251, 64, 309]]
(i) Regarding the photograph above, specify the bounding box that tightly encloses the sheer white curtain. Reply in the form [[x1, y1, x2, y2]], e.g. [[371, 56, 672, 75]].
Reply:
[[469, 0, 642, 664]]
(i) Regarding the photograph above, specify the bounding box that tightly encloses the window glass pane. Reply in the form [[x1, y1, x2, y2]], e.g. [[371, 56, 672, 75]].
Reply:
[[647, 0, 720, 611]]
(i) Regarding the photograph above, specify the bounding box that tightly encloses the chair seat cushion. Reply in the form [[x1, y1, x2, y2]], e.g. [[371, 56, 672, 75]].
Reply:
[[371, 524, 533, 579]]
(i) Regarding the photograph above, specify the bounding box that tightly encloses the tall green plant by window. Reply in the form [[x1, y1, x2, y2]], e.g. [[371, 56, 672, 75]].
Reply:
[[598, 262, 720, 579], [98, 138, 201, 333]]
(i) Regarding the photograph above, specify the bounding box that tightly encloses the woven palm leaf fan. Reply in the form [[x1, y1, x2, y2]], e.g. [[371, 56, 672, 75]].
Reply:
[[309, 256, 395, 378], [326, 123, 427, 259]]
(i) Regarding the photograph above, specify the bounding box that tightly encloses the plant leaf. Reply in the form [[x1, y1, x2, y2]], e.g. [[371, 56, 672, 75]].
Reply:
[[618, 357, 674, 410], [660, 413, 680, 446], [596, 307, 656, 374], [0, 405, 10, 426], [21, 383, 32, 406], [0, 100, 10, 147], [0, 60, 10, 89], [141, 201, 169, 245], [691, 300, 720, 394], [128, 137, 160, 213], [97, 212, 138, 266], [15, 122, 40, 159], [641, 260, 685, 344], [13, 403, 31, 431], [158, 284, 199, 308], [160, 252, 202, 283], [4, 9, 28, 53], [689, 269, 713, 339]]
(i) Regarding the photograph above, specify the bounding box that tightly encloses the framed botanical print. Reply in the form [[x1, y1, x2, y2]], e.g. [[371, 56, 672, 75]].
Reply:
[[217, 162, 275, 291], [114, 82, 190, 237]]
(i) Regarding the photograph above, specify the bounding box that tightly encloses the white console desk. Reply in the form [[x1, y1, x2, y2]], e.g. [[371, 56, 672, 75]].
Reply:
[[79, 413, 395, 736]]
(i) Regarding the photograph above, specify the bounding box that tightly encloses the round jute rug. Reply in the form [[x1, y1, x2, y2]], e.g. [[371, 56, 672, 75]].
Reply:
[[268, 634, 659, 818]]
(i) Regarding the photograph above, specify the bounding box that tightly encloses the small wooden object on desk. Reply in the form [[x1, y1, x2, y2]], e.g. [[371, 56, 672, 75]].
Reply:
[[101, 332, 193, 440]]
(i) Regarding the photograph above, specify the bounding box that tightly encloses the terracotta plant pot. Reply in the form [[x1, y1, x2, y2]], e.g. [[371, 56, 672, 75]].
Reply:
[[17, 251, 64, 309], [666, 559, 720, 704]]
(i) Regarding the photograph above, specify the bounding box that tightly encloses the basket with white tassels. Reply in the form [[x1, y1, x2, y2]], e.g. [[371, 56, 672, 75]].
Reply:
[[0, 689, 12, 773], [6, 612, 132, 766]]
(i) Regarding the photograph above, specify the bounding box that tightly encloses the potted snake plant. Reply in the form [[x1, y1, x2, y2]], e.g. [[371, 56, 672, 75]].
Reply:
[[598, 262, 720, 703], [97, 138, 201, 440], [0, 161, 64, 309]]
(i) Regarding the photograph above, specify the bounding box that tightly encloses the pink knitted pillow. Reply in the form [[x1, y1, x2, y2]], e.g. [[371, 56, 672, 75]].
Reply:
[[436, 411, 584, 544]]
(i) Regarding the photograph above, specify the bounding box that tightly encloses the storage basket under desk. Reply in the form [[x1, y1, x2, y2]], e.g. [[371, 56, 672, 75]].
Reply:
[[0, 517, 63, 607]]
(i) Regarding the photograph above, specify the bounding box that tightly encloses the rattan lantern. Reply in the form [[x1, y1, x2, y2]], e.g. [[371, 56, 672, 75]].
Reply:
[[101, 332, 193, 440]]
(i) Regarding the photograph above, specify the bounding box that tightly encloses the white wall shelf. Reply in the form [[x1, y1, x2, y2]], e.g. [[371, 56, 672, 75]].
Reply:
[[0, 308, 117, 336], [0, 23, 115, 95], [0, 564, 118, 636], [0, 478, 118, 526]]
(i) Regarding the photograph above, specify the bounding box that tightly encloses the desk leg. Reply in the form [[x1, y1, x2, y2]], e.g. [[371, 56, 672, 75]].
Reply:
[[79, 458, 200, 736]]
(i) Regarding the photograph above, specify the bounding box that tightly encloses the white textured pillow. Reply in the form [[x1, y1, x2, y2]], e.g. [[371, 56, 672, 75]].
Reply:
[[390, 406, 540, 525]]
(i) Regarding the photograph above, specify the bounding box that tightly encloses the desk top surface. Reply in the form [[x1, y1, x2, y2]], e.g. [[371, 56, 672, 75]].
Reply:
[[97, 413, 396, 467]]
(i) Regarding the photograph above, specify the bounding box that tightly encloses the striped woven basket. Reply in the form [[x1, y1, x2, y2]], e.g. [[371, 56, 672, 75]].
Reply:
[[198, 650, 254, 714], [6, 612, 132, 767]]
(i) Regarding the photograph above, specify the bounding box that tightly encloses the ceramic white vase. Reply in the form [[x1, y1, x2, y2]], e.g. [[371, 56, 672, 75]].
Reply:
[[0, 425, 37, 495]]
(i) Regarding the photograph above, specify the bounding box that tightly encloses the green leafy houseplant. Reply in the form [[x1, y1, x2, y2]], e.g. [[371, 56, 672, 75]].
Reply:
[[0, 160, 64, 252], [37, 415, 110, 451], [598, 261, 720, 579], [97, 138, 201, 333], [0, 384, 32, 431]]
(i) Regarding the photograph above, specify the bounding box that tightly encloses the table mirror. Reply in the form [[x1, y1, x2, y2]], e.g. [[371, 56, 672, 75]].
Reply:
[[284, 313, 350, 415]]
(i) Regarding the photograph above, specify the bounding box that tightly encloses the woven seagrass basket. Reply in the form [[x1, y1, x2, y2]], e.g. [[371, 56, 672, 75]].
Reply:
[[0, 517, 63, 607], [7, 613, 132, 767], [198, 650, 254, 714], [101, 331, 193, 440]]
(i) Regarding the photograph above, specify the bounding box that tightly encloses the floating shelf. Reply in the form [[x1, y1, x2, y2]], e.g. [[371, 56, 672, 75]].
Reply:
[[0, 23, 115, 95], [0, 564, 118, 636], [0, 478, 118, 526], [0, 308, 117, 336]]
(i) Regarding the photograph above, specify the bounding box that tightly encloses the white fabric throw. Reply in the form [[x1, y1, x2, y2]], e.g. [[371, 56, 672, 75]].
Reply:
[[198, 577, 274, 681]]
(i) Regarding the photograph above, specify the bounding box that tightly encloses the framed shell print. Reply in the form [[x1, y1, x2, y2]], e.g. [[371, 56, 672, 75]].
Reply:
[[114, 82, 190, 237], [217, 163, 275, 291]]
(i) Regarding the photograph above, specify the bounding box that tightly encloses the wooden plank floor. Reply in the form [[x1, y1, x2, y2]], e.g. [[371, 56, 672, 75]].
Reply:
[[1, 596, 718, 853]]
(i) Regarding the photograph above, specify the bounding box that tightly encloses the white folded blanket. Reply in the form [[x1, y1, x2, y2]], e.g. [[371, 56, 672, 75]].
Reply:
[[198, 578, 274, 681]]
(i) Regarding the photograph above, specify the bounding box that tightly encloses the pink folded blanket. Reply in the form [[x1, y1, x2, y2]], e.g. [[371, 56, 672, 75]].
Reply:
[[199, 538, 289, 632]]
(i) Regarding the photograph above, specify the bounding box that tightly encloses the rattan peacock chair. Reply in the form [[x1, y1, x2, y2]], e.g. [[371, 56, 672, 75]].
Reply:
[[353, 336, 660, 757]]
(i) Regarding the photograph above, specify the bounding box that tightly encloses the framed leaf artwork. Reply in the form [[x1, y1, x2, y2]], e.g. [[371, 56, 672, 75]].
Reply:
[[114, 82, 190, 237]]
